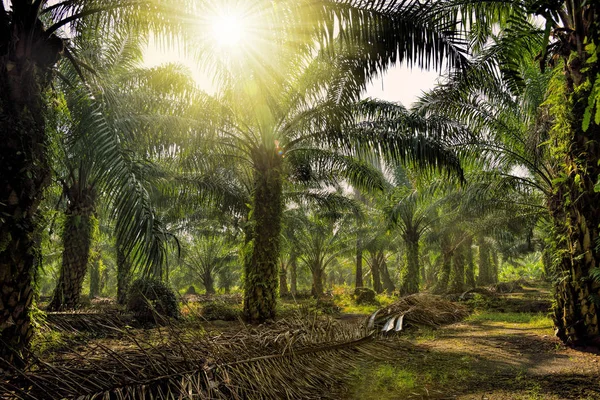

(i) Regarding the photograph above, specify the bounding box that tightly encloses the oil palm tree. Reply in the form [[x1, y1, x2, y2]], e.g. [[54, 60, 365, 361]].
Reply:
[[1, 0, 470, 361], [46, 31, 190, 310], [435, 0, 600, 345]]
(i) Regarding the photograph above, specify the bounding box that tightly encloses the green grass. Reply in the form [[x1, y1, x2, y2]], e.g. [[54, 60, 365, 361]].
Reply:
[[348, 364, 417, 400], [466, 311, 552, 328]]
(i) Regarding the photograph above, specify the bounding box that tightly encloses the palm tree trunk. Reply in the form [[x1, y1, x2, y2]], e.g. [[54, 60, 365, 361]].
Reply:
[[449, 241, 465, 293], [0, 6, 64, 363], [491, 250, 499, 284], [380, 252, 396, 293], [49, 187, 96, 311], [401, 231, 420, 294], [369, 252, 383, 294], [435, 236, 452, 294], [477, 237, 493, 286], [243, 152, 283, 321], [551, 35, 600, 344], [279, 260, 289, 297], [0, 86, 45, 362], [311, 266, 324, 298], [117, 241, 132, 305], [464, 236, 475, 289], [290, 254, 297, 296], [89, 252, 101, 298], [355, 236, 364, 288], [203, 270, 215, 294]]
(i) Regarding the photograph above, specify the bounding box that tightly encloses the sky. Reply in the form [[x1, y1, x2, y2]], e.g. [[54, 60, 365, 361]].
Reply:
[[143, 45, 441, 108]]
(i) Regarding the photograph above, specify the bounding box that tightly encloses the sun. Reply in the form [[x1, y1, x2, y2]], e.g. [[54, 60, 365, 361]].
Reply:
[[211, 13, 245, 48]]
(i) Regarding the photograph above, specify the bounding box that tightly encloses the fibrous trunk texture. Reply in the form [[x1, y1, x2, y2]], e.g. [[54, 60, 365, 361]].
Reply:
[[0, 16, 57, 361], [401, 231, 419, 294], [49, 186, 96, 311], [477, 237, 493, 286], [464, 236, 475, 289], [380, 254, 396, 293], [311, 266, 324, 298], [117, 243, 132, 305], [279, 260, 289, 297], [290, 254, 297, 296], [355, 236, 364, 288], [435, 236, 452, 294], [243, 149, 283, 321], [449, 240, 465, 294], [369, 252, 383, 294], [552, 21, 600, 345]]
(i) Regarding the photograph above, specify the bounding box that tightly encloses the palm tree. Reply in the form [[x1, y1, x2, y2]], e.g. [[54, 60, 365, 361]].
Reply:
[[1, 0, 470, 361], [46, 31, 190, 310], [436, 0, 600, 345], [186, 234, 237, 295], [0, 0, 203, 363], [294, 207, 352, 298]]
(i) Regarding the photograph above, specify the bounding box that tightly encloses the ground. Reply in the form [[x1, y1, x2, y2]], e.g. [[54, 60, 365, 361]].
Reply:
[[344, 286, 600, 400], [13, 283, 600, 399]]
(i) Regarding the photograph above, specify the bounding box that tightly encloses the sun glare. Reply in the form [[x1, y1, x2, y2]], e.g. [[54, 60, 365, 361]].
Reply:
[[211, 14, 245, 48]]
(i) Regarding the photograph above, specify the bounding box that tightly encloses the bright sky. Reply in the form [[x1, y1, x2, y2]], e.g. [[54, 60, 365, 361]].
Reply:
[[143, 45, 441, 108]]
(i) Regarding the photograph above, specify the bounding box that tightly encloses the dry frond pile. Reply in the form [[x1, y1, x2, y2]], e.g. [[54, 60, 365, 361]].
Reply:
[[1, 315, 412, 399], [367, 293, 469, 333]]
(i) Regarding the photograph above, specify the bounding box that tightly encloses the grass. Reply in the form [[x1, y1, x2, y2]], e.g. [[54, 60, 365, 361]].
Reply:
[[348, 364, 417, 400], [466, 311, 553, 329]]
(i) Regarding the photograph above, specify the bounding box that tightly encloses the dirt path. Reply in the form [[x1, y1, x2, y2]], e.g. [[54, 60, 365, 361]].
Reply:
[[346, 294, 600, 399]]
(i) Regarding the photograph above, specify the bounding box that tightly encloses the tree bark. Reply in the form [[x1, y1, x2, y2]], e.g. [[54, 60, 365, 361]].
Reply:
[[355, 236, 364, 288], [0, 17, 57, 361], [279, 260, 289, 297], [401, 231, 420, 294], [89, 253, 101, 299], [203, 270, 215, 294], [48, 186, 96, 310], [449, 240, 465, 293], [491, 249, 499, 284], [369, 252, 383, 294], [117, 241, 132, 305], [435, 235, 452, 294], [464, 236, 476, 289], [311, 266, 324, 298], [243, 148, 283, 321], [477, 237, 493, 286], [380, 253, 396, 293], [290, 254, 297, 296], [551, 23, 600, 344]]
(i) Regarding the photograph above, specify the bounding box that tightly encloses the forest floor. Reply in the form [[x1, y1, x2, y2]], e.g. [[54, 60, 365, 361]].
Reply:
[[22, 284, 600, 399], [343, 285, 600, 400]]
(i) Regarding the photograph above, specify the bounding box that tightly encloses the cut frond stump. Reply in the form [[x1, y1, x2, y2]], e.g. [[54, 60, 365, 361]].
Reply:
[[367, 293, 469, 333]]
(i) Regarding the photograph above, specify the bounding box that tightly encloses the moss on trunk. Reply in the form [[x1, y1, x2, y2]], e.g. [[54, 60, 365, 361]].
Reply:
[[401, 231, 420, 294], [243, 147, 283, 322]]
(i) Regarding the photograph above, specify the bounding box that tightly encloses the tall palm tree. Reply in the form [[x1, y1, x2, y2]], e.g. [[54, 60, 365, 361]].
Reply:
[[0, 0, 201, 363], [46, 31, 190, 310], [437, 0, 600, 346], [1, 0, 470, 361]]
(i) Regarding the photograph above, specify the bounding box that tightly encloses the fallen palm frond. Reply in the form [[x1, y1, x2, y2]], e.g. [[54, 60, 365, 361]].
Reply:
[[43, 311, 135, 334], [367, 293, 469, 333], [1, 314, 414, 399]]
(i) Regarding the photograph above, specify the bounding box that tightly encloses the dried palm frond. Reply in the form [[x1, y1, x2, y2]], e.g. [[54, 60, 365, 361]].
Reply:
[[1, 315, 414, 399], [367, 293, 469, 333], [43, 311, 134, 334]]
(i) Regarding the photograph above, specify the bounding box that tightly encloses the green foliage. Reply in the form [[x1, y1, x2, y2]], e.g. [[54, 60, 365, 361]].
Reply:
[[499, 253, 545, 282], [200, 301, 241, 321], [582, 42, 600, 132], [349, 364, 416, 400], [353, 287, 378, 305], [126, 278, 180, 321], [466, 311, 552, 328]]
